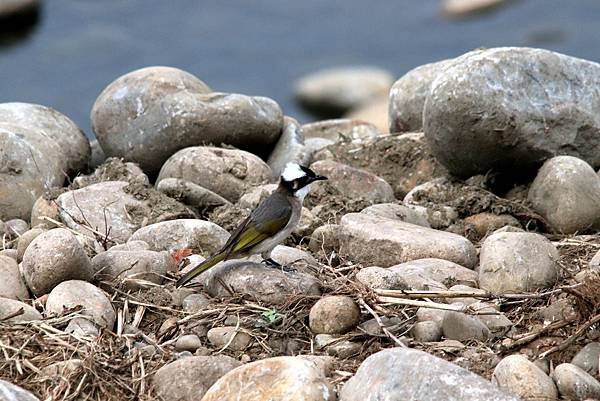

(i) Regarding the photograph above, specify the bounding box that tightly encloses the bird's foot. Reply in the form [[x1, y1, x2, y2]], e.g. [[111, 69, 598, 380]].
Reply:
[[261, 258, 296, 273]]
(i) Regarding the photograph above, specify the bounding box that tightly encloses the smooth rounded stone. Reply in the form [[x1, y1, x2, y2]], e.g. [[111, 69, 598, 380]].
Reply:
[[338, 213, 477, 268], [201, 260, 321, 305], [91, 249, 172, 286], [5, 218, 28, 238], [492, 355, 557, 400], [89, 139, 106, 169], [389, 258, 478, 288], [315, 334, 361, 358], [389, 59, 454, 132], [264, 245, 318, 275], [308, 224, 340, 254], [267, 116, 309, 178], [182, 293, 211, 313], [46, 280, 115, 328], [302, 118, 382, 142], [411, 320, 442, 342], [202, 356, 335, 401], [22, 228, 93, 296], [157, 146, 272, 203], [30, 196, 60, 228], [424, 47, 600, 178], [345, 95, 388, 133], [470, 301, 512, 336], [0, 297, 42, 323], [310, 160, 395, 203], [572, 342, 600, 376], [528, 156, 600, 234], [129, 219, 228, 254], [0, 103, 90, 174], [40, 359, 83, 378], [416, 307, 447, 325], [92, 66, 283, 174], [554, 363, 600, 399], [479, 232, 559, 293], [361, 203, 430, 227], [152, 355, 241, 401], [447, 284, 487, 305], [175, 334, 202, 352], [156, 178, 231, 212], [0, 124, 63, 220], [443, 0, 507, 17], [108, 240, 150, 252], [237, 184, 278, 209], [0, 249, 17, 260], [356, 266, 408, 290], [442, 308, 491, 341], [341, 348, 518, 401], [0, 255, 27, 300], [16, 227, 45, 262], [309, 295, 360, 334], [65, 317, 100, 337], [294, 66, 393, 116], [73, 158, 149, 189], [207, 326, 252, 351], [0, 380, 40, 401], [463, 213, 521, 240]]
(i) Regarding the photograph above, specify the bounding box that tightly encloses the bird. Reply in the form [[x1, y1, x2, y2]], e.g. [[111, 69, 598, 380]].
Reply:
[[175, 162, 327, 287]]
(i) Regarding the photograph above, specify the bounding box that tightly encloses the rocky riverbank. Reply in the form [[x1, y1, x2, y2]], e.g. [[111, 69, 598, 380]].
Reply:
[[2, 47, 600, 400]]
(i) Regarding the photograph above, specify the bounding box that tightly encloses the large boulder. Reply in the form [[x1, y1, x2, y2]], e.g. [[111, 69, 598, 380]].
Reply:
[[91, 66, 283, 174], [389, 59, 453, 132], [424, 47, 600, 177]]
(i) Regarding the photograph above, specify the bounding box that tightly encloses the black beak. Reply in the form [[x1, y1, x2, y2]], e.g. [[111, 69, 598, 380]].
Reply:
[[312, 175, 327, 182]]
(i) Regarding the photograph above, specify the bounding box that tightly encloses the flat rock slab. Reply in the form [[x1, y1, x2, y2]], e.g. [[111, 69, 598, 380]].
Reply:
[[338, 213, 477, 268], [340, 348, 518, 401]]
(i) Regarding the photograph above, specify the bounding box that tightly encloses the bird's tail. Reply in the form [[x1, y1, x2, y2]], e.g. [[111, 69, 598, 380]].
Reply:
[[175, 252, 227, 287]]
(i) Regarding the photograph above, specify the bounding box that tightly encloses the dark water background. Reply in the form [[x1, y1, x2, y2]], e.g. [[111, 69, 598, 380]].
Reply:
[[1, 0, 600, 138]]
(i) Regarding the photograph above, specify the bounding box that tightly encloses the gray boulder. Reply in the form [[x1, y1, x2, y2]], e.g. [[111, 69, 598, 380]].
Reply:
[[389, 59, 453, 132], [492, 354, 558, 400], [91, 66, 282, 174], [479, 232, 559, 292], [338, 213, 477, 268], [424, 47, 600, 177], [341, 348, 518, 401]]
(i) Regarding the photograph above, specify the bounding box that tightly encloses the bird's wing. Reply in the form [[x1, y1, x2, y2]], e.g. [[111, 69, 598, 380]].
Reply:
[[224, 192, 293, 256]]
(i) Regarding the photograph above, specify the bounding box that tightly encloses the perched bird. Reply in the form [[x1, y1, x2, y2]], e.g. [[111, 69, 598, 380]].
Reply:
[[176, 162, 327, 287]]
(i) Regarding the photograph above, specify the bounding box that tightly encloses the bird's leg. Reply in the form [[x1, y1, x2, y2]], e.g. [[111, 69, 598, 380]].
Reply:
[[261, 252, 295, 272]]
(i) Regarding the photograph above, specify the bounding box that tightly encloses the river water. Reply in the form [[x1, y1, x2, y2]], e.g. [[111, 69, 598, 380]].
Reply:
[[1, 0, 600, 137]]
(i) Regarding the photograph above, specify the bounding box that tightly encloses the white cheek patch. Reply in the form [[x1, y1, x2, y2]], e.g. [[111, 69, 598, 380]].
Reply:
[[295, 184, 311, 201], [282, 162, 305, 181]]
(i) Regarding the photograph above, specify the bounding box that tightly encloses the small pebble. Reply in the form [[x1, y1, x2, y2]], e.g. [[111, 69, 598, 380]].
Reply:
[[176, 334, 202, 352], [309, 295, 360, 334]]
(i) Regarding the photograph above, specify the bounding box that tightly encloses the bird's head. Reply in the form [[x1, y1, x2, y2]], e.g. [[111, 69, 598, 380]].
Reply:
[[280, 162, 327, 200]]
